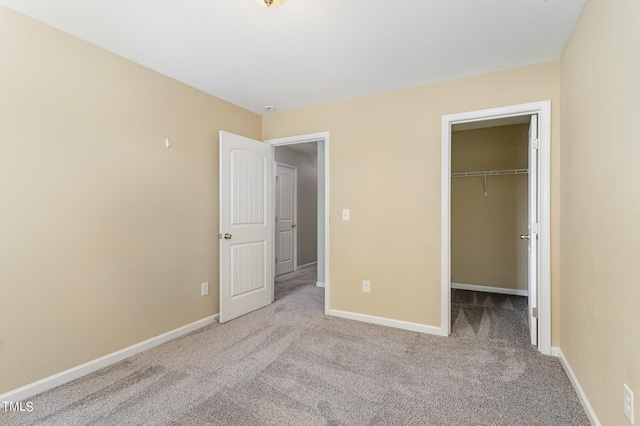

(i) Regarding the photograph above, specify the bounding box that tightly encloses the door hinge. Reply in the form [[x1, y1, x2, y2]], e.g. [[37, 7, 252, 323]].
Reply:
[[275, 257, 278, 263], [532, 138, 540, 150], [275, 176, 279, 182], [532, 307, 538, 318]]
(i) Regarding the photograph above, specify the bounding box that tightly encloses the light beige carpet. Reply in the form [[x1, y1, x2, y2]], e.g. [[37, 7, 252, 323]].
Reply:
[[1, 267, 589, 425]]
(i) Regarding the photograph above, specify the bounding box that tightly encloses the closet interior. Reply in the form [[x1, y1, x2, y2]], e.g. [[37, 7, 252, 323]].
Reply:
[[450, 120, 530, 295]]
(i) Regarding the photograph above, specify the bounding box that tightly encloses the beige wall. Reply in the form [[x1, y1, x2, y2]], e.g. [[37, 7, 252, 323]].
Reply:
[[451, 125, 528, 291], [560, 0, 640, 424], [0, 6, 261, 394], [263, 61, 561, 332], [274, 146, 318, 267]]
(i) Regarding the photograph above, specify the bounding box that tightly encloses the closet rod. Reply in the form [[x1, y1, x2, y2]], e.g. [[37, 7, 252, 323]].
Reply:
[[451, 168, 528, 178]]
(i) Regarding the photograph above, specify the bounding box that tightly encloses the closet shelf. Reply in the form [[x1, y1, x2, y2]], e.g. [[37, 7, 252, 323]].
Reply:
[[451, 168, 528, 178]]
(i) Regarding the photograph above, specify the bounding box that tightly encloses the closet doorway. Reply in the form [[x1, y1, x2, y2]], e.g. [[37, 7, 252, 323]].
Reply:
[[450, 118, 531, 343], [441, 101, 551, 355]]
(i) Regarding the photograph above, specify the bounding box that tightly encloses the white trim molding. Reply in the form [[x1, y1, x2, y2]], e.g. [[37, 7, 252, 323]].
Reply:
[[330, 309, 447, 336], [298, 261, 318, 270], [452, 283, 528, 297], [557, 348, 602, 426], [0, 314, 219, 403], [441, 101, 552, 355]]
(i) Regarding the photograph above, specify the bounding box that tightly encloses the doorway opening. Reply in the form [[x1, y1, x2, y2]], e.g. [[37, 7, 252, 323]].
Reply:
[[274, 141, 320, 277], [442, 102, 551, 355], [267, 132, 330, 315], [450, 117, 531, 345]]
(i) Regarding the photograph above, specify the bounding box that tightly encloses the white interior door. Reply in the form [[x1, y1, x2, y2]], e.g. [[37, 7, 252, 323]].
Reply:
[[275, 163, 296, 276], [219, 131, 274, 323], [527, 115, 539, 346]]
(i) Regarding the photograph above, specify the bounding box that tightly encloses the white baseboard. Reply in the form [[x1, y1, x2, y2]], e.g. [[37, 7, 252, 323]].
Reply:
[[556, 348, 601, 426], [316, 281, 325, 288], [0, 314, 219, 403], [298, 261, 317, 270], [329, 309, 447, 336], [452, 282, 528, 297]]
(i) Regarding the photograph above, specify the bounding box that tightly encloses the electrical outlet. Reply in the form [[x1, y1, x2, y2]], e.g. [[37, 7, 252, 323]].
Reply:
[[201, 282, 209, 296], [362, 280, 371, 293], [624, 384, 634, 424]]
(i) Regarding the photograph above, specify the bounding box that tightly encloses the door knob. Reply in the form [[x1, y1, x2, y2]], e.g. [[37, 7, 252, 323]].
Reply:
[[291, 224, 297, 228], [520, 234, 530, 240], [224, 233, 232, 240]]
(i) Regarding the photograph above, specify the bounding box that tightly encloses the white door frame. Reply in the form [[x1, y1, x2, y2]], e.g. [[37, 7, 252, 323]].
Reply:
[[441, 101, 551, 355], [275, 161, 298, 274], [527, 114, 539, 346], [266, 132, 330, 315]]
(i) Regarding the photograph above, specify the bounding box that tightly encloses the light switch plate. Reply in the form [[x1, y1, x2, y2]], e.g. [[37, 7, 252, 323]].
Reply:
[[342, 209, 350, 221]]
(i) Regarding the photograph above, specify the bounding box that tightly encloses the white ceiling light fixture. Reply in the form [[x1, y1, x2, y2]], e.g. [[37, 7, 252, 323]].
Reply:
[[254, 0, 287, 8]]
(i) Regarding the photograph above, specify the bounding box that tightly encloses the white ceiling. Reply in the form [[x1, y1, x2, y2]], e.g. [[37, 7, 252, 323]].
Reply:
[[0, 0, 585, 115]]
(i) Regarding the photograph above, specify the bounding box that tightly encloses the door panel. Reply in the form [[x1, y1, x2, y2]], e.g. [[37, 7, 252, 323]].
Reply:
[[230, 242, 266, 297], [528, 115, 539, 346], [219, 131, 273, 323], [231, 149, 266, 226], [275, 163, 296, 276]]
